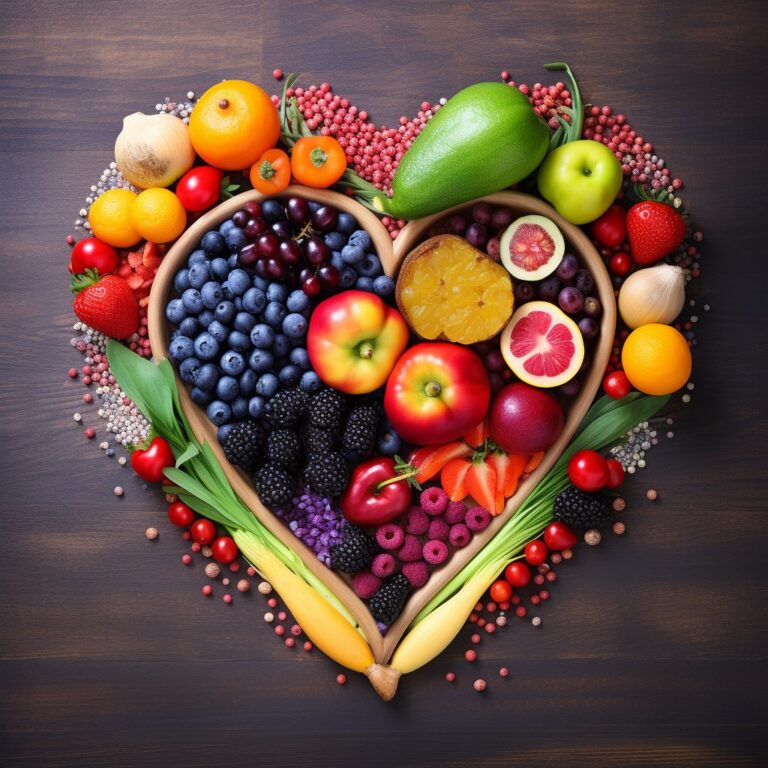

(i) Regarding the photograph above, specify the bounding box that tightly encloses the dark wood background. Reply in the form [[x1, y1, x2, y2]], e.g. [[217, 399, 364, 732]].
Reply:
[[1, 1, 766, 766]]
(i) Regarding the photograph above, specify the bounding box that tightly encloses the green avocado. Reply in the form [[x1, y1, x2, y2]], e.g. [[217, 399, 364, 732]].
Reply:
[[380, 82, 550, 220]]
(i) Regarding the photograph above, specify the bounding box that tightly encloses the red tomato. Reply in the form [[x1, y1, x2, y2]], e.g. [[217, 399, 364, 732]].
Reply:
[[524, 540, 548, 566], [489, 580, 512, 603], [130, 436, 175, 483], [211, 536, 239, 564], [504, 561, 531, 587], [544, 521, 577, 550], [167, 501, 195, 527], [605, 459, 625, 489], [69, 237, 119, 275], [603, 370, 632, 399], [568, 449, 609, 492], [608, 251, 633, 277], [590, 204, 626, 247], [190, 518, 216, 545], [175, 166, 224, 212]]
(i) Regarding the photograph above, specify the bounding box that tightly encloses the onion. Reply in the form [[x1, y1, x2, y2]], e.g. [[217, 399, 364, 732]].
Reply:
[[618, 264, 686, 328]]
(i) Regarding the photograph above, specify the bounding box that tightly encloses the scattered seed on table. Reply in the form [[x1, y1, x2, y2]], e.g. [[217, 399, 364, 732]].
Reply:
[[274, 625, 285, 636], [191, 542, 201, 553], [290, 624, 302, 637], [113, 486, 123, 497], [551, 552, 562, 564], [258, 581, 273, 595], [336, 674, 347, 685], [497, 616, 508, 627], [613, 521, 627, 535], [247, 567, 257, 577], [73, 412, 82, 423], [201, 546, 212, 558], [471, 633, 481, 644], [531, 595, 541, 605], [237, 579, 250, 593], [499, 667, 510, 678], [613, 497, 626, 512], [516, 606, 527, 618], [562, 549, 573, 560], [182, 554, 192, 566], [222, 594, 233, 605], [205, 563, 220, 579], [464, 649, 477, 662], [165, 493, 177, 504], [201, 585, 213, 597], [534, 574, 545, 585], [477, 618, 486, 628], [546, 571, 557, 583], [484, 622, 496, 634], [646, 489, 658, 501], [264, 612, 274, 623], [222, 578, 230, 587], [182, 531, 192, 541], [473, 679, 487, 692], [145, 527, 158, 540], [228, 561, 240, 573], [84, 428, 95, 439], [267, 597, 277, 608], [277, 611, 287, 621], [445, 672, 456, 682], [584, 529, 601, 546], [285, 637, 295, 648], [303, 641, 313, 652], [118, 456, 127, 466], [68, 368, 78, 379], [83, 393, 93, 404], [532, 617, 542, 627]]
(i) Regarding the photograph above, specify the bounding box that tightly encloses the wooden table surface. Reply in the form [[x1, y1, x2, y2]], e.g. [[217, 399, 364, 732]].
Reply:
[[1, 1, 766, 766]]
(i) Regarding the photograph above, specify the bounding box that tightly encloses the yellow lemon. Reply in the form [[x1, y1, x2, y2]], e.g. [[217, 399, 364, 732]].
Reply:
[[131, 188, 187, 244], [88, 189, 141, 248], [621, 323, 692, 395]]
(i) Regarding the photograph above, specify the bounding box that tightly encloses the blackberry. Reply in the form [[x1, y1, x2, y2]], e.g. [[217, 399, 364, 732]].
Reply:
[[308, 387, 347, 430], [341, 405, 379, 456], [265, 387, 309, 428], [303, 451, 350, 496], [553, 485, 612, 528], [329, 522, 377, 573], [302, 425, 336, 457], [265, 429, 302, 469], [221, 420, 264, 471], [253, 462, 296, 507], [369, 574, 411, 625]]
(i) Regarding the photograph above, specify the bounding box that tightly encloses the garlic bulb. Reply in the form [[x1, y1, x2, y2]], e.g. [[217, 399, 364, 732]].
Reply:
[[114, 112, 195, 189], [618, 264, 686, 328]]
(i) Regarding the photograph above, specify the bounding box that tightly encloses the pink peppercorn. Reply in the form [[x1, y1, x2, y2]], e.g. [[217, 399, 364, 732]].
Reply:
[[303, 641, 313, 652], [68, 368, 77, 379], [290, 624, 302, 637], [445, 672, 456, 683], [540, 590, 550, 600], [222, 594, 232, 605], [471, 633, 481, 644], [267, 598, 277, 608], [499, 667, 510, 678], [484, 622, 496, 634], [473, 679, 487, 692], [274, 625, 285, 637], [182, 554, 192, 565], [515, 606, 527, 618], [277, 611, 287, 621], [464, 649, 477, 662], [84, 428, 95, 439], [202, 585, 212, 597], [336, 673, 346, 685], [285, 637, 295, 648], [272, 68, 283, 80]]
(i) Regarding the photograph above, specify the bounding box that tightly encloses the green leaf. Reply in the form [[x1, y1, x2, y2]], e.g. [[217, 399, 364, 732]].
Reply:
[[174, 443, 199, 468]]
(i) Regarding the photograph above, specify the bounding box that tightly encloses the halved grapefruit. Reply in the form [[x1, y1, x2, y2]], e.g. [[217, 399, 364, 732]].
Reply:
[[499, 301, 585, 387], [500, 214, 564, 281]]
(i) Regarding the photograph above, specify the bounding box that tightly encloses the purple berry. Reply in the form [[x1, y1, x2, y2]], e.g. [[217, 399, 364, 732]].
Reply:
[[427, 517, 450, 541], [449, 523, 472, 547], [420, 486, 448, 515], [396, 534, 423, 562], [375, 523, 405, 551], [556, 253, 579, 281], [558, 286, 584, 314], [465, 505, 491, 532], [423, 539, 449, 565], [371, 553, 397, 578], [444, 501, 467, 525], [405, 506, 430, 535], [352, 570, 382, 599]]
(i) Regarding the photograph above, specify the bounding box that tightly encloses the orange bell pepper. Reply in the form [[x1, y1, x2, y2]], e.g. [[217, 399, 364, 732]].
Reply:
[[290, 136, 347, 188], [250, 148, 291, 194]]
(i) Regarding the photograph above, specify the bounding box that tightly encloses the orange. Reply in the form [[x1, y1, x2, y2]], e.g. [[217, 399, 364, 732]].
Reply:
[[189, 80, 281, 171], [621, 323, 692, 395], [88, 189, 141, 248], [131, 188, 187, 243]]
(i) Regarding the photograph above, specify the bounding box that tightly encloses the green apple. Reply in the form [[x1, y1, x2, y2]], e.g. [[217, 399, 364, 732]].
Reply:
[[537, 140, 623, 225]]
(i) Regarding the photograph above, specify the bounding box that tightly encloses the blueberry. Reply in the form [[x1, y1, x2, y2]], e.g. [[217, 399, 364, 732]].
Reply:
[[231, 397, 249, 420], [220, 350, 246, 376], [256, 372, 280, 397], [188, 261, 210, 289], [373, 275, 395, 296], [174, 268, 191, 293], [193, 332, 219, 361], [241, 288, 265, 315], [226, 269, 250, 296], [253, 275, 268, 290], [324, 231, 345, 251], [286, 289, 310, 313], [282, 313, 308, 338], [354, 276, 374, 292], [289, 347, 310, 370], [188, 249, 208, 267], [227, 254, 239, 269], [330, 251, 345, 273], [216, 375, 240, 402], [239, 369, 257, 397], [233, 297, 243, 311], [169, 335, 194, 362], [195, 363, 220, 391], [219, 219, 236, 236], [207, 320, 229, 343], [217, 423, 235, 444], [272, 333, 291, 358], [170, 329, 181, 341], [214, 300, 236, 324], [357, 253, 383, 277], [250, 323, 274, 349], [378, 431, 402, 456], [210, 257, 230, 281], [201, 281, 224, 309], [207, 400, 232, 426], [266, 282, 288, 304], [278, 365, 301, 387], [191, 387, 213, 406], [249, 348, 275, 373], [227, 330, 251, 352], [181, 289, 203, 314], [201, 231, 227, 256], [349, 229, 372, 251], [337, 212, 357, 233], [341, 243, 365, 264], [198, 309, 215, 327], [340, 266, 357, 288], [233, 311, 256, 333], [262, 199, 282, 222], [264, 301, 288, 329], [179, 356, 202, 385], [299, 370, 323, 394], [166, 298, 187, 325], [179, 317, 200, 338], [225, 227, 248, 253], [248, 396, 266, 419]]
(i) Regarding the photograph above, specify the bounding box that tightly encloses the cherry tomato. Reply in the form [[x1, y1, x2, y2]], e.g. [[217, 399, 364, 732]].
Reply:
[[167, 501, 195, 527], [608, 251, 633, 277], [544, 521, 577, 550], [175, 166, 224, 212], [605, 458, 625, 489], [250, 148, 291, 195], [69, 237, 119, 275], [190, 518, 216, 545], [130, 436, 175, 483], [489, 579, 513, 603], [524, 540, 548, 566], [590, 204, 626, 247], [211, 536, 239, 564], [568, 449, 609, 492], [603, 369, 632, 399], [504, 561, 531, 587]]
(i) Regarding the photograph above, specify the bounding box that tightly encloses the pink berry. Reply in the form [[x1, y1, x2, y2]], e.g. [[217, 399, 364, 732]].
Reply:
[[352, 570, 382, 599], [465, 505, 491, 532], [371, 553, 397, 578], [444, 500, 467, 524], [420, 486, 449, 515], [402, 560, 429, 588], [405, 506, 430, 535], [423, 539, 449, 565], [427, 517, 450, 541], [375, 523, 405, 550], [449, 523, 471, 547], [396, 534, 423, 563]]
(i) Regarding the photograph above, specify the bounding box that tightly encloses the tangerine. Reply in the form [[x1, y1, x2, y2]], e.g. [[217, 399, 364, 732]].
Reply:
[[131, 188, 187, 244], [87, 189, 141, 248], [621, 323, 692, 395]]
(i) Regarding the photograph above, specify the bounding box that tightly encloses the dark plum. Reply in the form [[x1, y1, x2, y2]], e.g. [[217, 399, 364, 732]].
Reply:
[[578, 316, 599, 339], [318, 265, 340, 288], [305, 237, 330, 266], [301, 274, 322, 296], [245, 217, 267, 239], [257, 232, 280, 258], [558, 286, 584, 314], [538, 275, 562, 302], [232, 209, 249, 228], [271, 220, 292, 240], [466, 222, 488, 249], [244, 201, 262, 218], [238, 243, 259, 267], [311, 205, 338, 232], [266, 258, 285, 280], [556, 253, 579, 281], [279, 239, 302, 266], [287, 197, 310, 225]]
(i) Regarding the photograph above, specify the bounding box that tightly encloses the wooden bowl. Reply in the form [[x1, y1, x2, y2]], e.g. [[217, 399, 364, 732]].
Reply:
[[148, 186, 616, 666]]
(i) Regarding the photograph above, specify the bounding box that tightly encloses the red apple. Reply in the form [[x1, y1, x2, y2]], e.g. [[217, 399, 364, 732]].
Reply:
[[489, 382, 564, 454]]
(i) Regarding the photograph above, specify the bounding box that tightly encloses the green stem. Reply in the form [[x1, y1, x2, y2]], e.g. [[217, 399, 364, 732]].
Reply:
[[376, 466, 419, 492], [544, 61, 584, 144]]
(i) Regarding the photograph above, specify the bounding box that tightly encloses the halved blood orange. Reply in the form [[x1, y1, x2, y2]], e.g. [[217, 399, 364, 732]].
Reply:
[[499, 301, 584, 387], [500, 214, 564, 281]]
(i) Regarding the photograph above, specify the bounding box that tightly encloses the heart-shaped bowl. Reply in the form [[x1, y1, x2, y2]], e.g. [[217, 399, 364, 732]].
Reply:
[[148, 185, 616, 667]]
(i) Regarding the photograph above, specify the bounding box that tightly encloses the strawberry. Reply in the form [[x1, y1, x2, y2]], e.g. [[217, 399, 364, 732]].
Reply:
[[440, 457, 472, 501], [463, 416, 490, 448], [72, 269, 139, 339], [465, 458, 499, 515], [486, 450, 528, 500], [409, 441, 473, 484], [626, 201, 685, 266], [524, 450, 545, 474]]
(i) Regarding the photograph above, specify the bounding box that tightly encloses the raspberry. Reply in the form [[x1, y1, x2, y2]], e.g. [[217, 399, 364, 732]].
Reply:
[[423, 539, 449, 565], [402, 560, 429, 588], [371, 553, 397, 578], [375, 523, 405, 551], [444, 500, 467, 524], [427, 517, 450, 541], [465, 505, 492, 532], [449, 523, 471, 547], [405, 506, 429, 535], [420, 486, 449, 515], [396, 534, 423, 562], [352, 570, 382, 600]]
